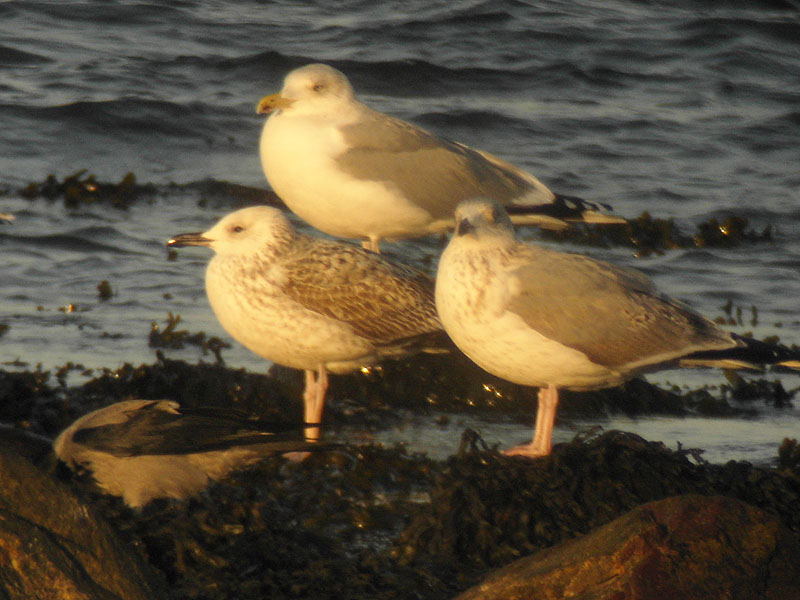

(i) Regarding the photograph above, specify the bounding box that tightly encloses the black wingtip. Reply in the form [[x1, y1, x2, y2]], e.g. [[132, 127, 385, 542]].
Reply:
[[506, 195, 625, 224]]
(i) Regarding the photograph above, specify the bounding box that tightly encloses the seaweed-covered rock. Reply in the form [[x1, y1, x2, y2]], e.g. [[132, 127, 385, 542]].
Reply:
[[0, 446, 168, 600], [2, 356, 800, 599], [397, 432, 715, 572], [92, 446, 440, 600], [397, 430, 800, 580], [454, 494, 800, 600]]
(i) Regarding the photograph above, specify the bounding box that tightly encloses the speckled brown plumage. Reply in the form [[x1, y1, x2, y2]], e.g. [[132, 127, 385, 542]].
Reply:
[[281, 236, 440, 344], [168, 205, 445, 441]]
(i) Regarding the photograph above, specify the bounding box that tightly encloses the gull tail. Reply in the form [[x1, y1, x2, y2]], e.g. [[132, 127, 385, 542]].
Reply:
[[680, 335, 800, 371], [506, 194, 627, 230], [376, 329, 453, 358]]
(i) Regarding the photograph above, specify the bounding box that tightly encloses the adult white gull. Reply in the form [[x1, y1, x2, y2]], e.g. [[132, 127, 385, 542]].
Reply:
[[435, 198, 800, 458], [257, 63, 624, 252], [168, 206, 444, 442]]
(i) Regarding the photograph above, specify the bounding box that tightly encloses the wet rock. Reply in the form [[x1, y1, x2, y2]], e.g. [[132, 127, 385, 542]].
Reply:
[[0, 446, 168, 600], [454, 494, 800, 600], [0, 423, 51, 463]]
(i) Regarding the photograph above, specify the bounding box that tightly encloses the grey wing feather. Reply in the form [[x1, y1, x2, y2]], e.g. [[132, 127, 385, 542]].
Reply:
[[281, 239, 442, 344], [505, 246, 736, 369], [72, 402, 304, 457], [337, 111, 554, 219]]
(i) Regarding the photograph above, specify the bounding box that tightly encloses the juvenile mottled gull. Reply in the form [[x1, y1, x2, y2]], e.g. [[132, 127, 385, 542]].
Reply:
[[257, 63, 624, 252], [168, 206, 444, 441], [435, 198, 800, 458], [53, 399, 322, 508]]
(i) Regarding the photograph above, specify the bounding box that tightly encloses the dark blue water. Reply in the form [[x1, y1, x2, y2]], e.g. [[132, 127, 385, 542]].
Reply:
[[2, 0, 799, 462]]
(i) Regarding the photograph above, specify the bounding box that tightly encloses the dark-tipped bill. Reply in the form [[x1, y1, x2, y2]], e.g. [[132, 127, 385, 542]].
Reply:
[[167, 232, 212, 248]]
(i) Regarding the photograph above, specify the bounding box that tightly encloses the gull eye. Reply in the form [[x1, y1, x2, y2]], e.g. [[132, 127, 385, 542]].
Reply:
[[312, 83, 324, 92], [232, 225, 244, 233], [456, 218, 475, 236]]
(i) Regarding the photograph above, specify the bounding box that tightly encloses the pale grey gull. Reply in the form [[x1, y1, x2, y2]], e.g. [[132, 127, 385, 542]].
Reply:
[[435, 198, 800, 458], [53, 399, 324, 508], [257, 63, 624, 252], [168, 205, 444, 442]]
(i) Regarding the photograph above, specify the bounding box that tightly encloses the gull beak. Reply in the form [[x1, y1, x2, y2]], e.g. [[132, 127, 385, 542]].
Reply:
[[166, 232, 212, 248], [256, 93, 295, 115]]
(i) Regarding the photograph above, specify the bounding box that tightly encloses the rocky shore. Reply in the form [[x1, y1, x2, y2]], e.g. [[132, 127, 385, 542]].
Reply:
[[1, 353, 799, 599]]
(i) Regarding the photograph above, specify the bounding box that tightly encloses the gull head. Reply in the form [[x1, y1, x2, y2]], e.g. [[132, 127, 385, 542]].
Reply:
[[256, 63, 356, 116], [167, 206, 295, 257], [452, 198, 516, 244]]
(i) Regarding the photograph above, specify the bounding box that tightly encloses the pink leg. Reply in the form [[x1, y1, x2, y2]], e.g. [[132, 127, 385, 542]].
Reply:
[[286, 367, 328, 462], [504, 384, 559, 458], [302, 366, 328, 442]]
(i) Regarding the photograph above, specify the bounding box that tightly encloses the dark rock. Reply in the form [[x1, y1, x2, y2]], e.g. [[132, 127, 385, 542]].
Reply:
[[0, 447, 168, 600], [454, 494, 800, 600], [0, 423, 51, 463]]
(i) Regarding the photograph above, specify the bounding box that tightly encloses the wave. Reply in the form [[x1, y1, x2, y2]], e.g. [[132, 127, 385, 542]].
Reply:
[[414, 109, 535, 135], [6, 226, 145, 255], [0, 45, 51, 66], [4, 0, 190, 26], [2, 97, 248, 146]]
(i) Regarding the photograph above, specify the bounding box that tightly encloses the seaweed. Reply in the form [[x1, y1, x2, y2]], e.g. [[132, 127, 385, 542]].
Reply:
[[20, 170, 156, 209], [19, 171, 776, 254], [97, 280, 113, 300], [148, 313, 231, 364], [539, 210, 775, 254], [2, 353, 800, 599]]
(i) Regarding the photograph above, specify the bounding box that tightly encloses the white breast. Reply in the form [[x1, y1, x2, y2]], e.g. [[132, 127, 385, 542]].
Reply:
[[436, 245, 623, 391], [205, 256, 374, 372], [260, 113, 432, 241]]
